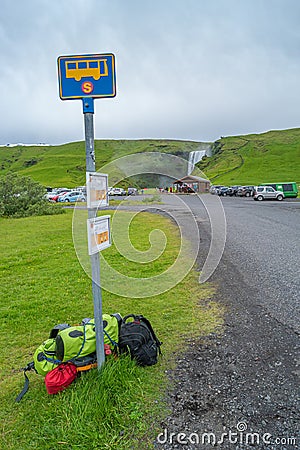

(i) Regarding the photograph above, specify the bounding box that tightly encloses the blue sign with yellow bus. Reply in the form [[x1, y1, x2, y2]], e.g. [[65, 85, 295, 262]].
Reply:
[[57, 53, 116, 100]]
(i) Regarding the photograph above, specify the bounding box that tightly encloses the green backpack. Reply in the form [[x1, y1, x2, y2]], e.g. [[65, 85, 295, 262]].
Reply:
[[16, 314, 121, 402], [33, 338, 59, 376], [55, 315, 120, 362]]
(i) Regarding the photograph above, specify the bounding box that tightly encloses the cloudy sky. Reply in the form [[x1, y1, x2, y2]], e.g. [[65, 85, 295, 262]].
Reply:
[[1, 0, 300, 145]]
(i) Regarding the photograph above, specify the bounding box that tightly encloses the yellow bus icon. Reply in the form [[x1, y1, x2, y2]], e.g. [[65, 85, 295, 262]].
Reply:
[[65, 59, 108, 81]]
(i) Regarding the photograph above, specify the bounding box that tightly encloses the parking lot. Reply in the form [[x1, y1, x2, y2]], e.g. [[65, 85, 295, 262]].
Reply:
[[210, 182, 298, 200]]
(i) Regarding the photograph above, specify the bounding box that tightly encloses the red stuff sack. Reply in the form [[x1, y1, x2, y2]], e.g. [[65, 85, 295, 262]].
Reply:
[[45, 362, 77, 395]]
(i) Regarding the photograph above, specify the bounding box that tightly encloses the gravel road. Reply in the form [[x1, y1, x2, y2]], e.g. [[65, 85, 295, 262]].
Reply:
[[153, 195, 299, 450]]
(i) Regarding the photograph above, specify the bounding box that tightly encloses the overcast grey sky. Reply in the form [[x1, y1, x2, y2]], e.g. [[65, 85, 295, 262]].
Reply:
[[1, 0, 300, 144]]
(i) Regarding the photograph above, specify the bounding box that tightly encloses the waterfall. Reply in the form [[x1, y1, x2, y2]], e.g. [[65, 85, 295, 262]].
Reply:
[[187, 143, 212, 175]]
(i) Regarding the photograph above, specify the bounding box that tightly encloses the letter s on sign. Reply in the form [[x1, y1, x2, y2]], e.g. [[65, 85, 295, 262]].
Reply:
[[82, 81, 94, 94]]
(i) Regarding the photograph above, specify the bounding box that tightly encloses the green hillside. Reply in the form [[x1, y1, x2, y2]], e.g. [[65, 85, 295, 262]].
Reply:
[[197, 128, 300, 186], [1, 128, 299, 188], [0, 140, 200, 187]]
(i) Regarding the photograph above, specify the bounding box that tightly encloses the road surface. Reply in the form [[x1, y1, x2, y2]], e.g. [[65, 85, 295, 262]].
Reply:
[[153, 194, 299, 449]]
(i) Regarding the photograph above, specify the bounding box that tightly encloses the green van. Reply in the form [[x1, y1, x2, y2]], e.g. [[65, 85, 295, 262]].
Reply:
[[261, 182, 298, 198]]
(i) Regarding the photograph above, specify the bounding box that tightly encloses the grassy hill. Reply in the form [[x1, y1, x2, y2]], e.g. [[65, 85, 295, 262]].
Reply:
[[197, 128, 300, 186], [0, 140, 200, 188], [1, 128, 299, 188]]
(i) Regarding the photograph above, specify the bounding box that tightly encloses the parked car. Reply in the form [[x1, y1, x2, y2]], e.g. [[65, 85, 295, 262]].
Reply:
[[253, 186, 284, 201], [48, 190, 71, 202], [218, 186, 233, 196], [109, 187, 126, 196], [127, 187, 138, 195], [210, 185, 224, 194], [229, 185, 242, 196], [75, 186, 86, 192], [45, 191, 58, 200], [260, 182, 298, 198], [58, 191, 86, 202], [237, 186, 255, 197]]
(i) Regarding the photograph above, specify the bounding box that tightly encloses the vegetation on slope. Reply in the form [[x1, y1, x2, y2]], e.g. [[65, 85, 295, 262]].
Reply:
[[1, 128, 299, 189], [0, 140, 200, 187], [197, 128, 300, 186]]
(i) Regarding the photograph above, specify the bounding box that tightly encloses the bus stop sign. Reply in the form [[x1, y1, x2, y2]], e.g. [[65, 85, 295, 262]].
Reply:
[[57, 53, 116, 100]]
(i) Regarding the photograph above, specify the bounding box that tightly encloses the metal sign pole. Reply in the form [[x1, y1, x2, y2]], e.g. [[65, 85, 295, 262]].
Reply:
[[83, 97, 105, 369], [57, 52, 116, 370]]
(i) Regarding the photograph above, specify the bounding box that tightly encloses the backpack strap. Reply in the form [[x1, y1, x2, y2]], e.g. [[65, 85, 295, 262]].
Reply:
[[103, 329, 118, 348], [138, 315, 163, 355], [15, 361, 35, 403], [111, 313, 122, 324], [69, 322, 89, 362], [122, 314, 139, 324]]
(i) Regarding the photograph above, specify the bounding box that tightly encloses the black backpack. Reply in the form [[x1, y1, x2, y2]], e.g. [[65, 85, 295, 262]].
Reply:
[[118, 314, 162, 366]]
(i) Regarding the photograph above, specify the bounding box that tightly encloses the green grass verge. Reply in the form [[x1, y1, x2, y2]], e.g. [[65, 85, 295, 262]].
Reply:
[[122, 194, 163, 206], [0, 210, 223, 449]]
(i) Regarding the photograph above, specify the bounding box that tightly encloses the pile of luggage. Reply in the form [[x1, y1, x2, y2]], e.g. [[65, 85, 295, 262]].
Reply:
[[16, 313, 162, 401]]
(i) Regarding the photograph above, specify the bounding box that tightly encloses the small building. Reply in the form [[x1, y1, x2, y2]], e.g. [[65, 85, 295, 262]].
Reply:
[[173, 175, 210, 193]]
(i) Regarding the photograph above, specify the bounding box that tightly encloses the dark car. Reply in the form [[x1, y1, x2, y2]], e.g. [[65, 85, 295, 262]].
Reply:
[[229, 185, 242, 196], [127, 187, 138, 195], [237, 186, 255, 197], [218, 186, 233, 196]]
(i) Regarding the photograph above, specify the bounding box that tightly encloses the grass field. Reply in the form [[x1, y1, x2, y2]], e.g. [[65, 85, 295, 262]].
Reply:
[[0, 209, 223, 449], [197, 128, 300, 186]]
